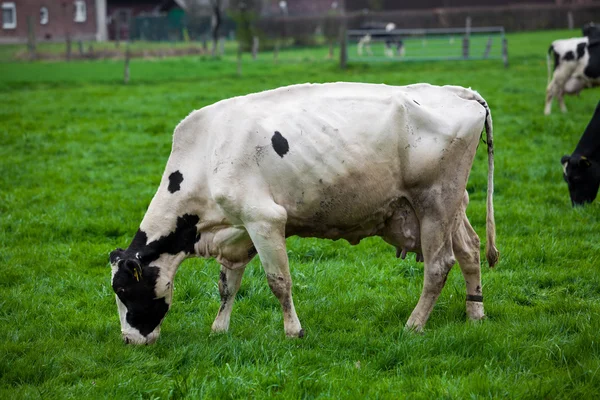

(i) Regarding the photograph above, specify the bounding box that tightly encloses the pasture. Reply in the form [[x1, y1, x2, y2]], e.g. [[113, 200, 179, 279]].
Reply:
[[1, 29, 600, 399]]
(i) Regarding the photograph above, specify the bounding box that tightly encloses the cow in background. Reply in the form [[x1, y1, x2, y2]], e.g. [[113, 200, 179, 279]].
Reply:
[[544, 29, 600, 115], [561, 101, 600, 206], [357, 23, 405, 58]]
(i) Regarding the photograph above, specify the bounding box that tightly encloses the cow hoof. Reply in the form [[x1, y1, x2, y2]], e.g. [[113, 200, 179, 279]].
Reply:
[[211, 322, 230, 334], [466, 301, 485, 321], [286, 328, 305, 338], [404, 324, 424, 334]]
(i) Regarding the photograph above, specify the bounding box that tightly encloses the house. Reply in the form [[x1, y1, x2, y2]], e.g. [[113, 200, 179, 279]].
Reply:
[[0, 0, 107, 43]]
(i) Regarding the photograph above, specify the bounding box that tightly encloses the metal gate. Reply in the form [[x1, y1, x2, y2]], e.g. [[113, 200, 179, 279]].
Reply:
[[346, 26, 508, 67]]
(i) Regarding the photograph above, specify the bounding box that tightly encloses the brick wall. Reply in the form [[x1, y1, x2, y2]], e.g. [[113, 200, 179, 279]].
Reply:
[[0, 0, 97, 43]]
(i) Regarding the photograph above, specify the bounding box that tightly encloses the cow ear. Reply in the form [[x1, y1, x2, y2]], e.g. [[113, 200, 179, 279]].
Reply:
[[560, 155, 570, 165], [123, 259, 143, 282], [109, 248, 125, 265], [578, 156, 592, 167]]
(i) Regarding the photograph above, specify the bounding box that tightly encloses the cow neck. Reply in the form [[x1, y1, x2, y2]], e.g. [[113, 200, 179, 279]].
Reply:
[[573, 102, 600, 162], [126, 185, 202, 277]]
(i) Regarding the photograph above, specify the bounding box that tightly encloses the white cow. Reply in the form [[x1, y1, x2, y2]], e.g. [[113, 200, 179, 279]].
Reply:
[[109, 82, 499, 345], [545, 36, 600, 115]]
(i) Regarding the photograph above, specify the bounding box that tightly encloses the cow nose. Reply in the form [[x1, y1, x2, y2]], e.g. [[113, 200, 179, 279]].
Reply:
[[122, 330, 159, 345], [122, 331, 147, 345]]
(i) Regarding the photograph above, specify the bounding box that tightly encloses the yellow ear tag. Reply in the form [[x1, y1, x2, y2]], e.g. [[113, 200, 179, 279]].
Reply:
[[133, 268, 141, 282]]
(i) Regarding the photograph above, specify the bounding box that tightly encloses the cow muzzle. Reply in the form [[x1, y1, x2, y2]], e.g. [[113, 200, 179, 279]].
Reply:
[[122, 329, 160, 345]]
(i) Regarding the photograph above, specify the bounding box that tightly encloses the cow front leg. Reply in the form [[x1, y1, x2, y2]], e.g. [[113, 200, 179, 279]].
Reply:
[[453, 215, 485, 321], [406, 217, 455, 332], [212, 265, 245, 333], [244, 207, 303, 338]]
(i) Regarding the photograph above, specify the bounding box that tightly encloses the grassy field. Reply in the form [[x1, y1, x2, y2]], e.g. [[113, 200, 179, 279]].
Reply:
[[1, 29, 600, 399]]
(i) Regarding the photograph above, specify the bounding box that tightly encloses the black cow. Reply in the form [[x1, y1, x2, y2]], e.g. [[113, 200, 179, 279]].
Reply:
[[561, 101, 600, 206]]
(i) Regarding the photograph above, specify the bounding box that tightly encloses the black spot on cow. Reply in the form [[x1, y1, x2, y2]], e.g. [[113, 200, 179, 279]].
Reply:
[[551, 45, 560, 70], [271, 131, 289, 158], [168, 171, 184, 193], [563, 51, 575, 61], [576, 42, 587, 59], [218, 270, 229, 312]]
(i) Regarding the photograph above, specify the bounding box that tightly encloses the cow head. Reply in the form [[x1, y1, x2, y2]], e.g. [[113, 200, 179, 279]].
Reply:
[[561, 154, 600, 206], [583, 22, 600, 39], [109, 248, 174, 345], [109, 214, 199, 344]]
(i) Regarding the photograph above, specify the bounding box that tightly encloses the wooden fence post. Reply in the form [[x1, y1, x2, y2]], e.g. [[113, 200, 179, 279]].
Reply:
[[567, 11, 574, 30], [66, 34, 72, 61], [502, 37, 509, 68], [252, 36, 259, 60], [237, 43, 242, 76], [26, 16, 36, 60], [462, 16, 471, 59], [339, 16, 347, 69], [124, 43, 130, 84]]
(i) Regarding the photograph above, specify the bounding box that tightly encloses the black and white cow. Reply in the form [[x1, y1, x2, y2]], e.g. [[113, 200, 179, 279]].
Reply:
[[357, 23, 405, 58], [545, 33, 600, 115], [110, 82, 499, 344], [561, 101, 600, 206]]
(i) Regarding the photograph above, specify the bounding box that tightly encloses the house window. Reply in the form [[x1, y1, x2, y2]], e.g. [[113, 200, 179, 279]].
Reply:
[[40, 6, 48, 25], [2, 2, 16, 29], [74, 0, 86, 23]]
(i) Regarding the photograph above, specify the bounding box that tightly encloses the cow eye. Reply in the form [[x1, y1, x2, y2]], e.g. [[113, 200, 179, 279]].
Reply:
[[116, 287, 126, 294]]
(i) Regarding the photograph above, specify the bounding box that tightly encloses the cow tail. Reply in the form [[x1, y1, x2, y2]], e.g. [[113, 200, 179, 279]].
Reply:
[[546, 45, 553, 85], [482, 103, 499, 267], [447, 86, 499, 267]]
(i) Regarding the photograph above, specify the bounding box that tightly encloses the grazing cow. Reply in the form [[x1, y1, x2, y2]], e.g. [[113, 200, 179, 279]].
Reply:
[[109, 82, 499, 345], [582, 22, 600, 40], [545, 35, 600, 115], [561, 101, 600, 206], [357, 23, 405, 58]]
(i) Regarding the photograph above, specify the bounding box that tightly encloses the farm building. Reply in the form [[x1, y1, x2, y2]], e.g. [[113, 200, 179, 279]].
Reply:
[[0, 0, 106, 43]]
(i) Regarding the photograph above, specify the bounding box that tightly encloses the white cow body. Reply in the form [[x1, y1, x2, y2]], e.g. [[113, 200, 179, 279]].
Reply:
[[110, 82, 498, 344]]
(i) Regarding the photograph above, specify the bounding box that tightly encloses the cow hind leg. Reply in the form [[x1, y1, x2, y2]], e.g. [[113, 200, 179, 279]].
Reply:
[[544, 85, 555, 115], [453, 214, 485, 321], [557, 89, 568, 113], [243, 204, 304, 338], [212, 265, 245, 333], [406, 215, 456, 332]]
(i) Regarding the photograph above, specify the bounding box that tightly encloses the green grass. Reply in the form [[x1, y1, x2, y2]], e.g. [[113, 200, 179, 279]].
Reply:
[[1, 29, 600, 399]]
